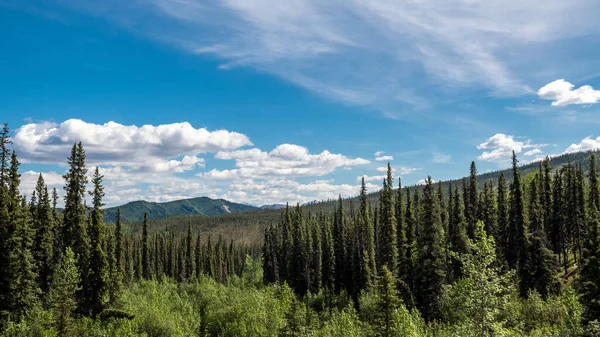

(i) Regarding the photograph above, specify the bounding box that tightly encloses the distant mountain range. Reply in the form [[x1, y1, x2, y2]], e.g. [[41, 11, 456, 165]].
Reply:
[[103, 197, 259, 223]]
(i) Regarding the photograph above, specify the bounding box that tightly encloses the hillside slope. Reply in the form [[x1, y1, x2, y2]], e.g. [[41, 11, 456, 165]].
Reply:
[[103, 197, 258, 223]]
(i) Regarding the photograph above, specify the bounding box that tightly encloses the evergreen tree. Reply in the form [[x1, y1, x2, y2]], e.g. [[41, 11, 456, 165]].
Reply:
[[32, 174, 54, 294], [378, 163, 398, 275], [47, 247, 81, 337], [508, 151, 527, 271], [333, 197, 347, 293], [321, 214, 335, 292], [114, 208, 123, 277], [186, 223, 194, 280], [497, 172, 509, 262], [359, 177, 377, 289], [62, 143, 90, 312], [374, 265, 401, 337], [86, 167, 109, 316], [579, 209, 600, 323], [467, 161, 478, 238], [415, 176, 446, 321], [482, 182, 497, 240], [404, 187, 417, 298], [142, 212, 151, 280], [449, 185, 469, 282], [527, 176, 561, 298], [590, 154, 600, 214]]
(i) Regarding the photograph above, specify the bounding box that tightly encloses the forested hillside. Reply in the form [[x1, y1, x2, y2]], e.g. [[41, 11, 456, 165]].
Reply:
[[102, 197, 258, 223], [1, 122, 600, 337]]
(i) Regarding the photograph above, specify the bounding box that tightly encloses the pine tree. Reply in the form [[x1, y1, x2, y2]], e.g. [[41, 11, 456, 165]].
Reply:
[[497, 173, 509, 262], [47, 247, 81, 337], [0, 124, 12, 316], [195, 233, 202, 279], [378, 163, 398, 275], [374, 265, 401, 337], [579, 209, 600, 323], [321, 214, 335, 293], [359, 177, 377, 289], [86, 167, 109, 316], [467, 161, 478, 238], [333, 197, 347, 293], [415, 176, 446, 321], [449, 185, 469, 282], [142, 212, 151, 280], [62, 143, 90, 313], [404, 187, 417, 299], [527, 176, 560, 298], [590, 155, 600, 214], [8, 197, 40, 318], [482, 182, 497, 240], [186, 223, 194, 280], [32, 174, 55, 294], [115, 208, 123, 278], [542, 158, 553, 245], [508, 151, 527, 271]]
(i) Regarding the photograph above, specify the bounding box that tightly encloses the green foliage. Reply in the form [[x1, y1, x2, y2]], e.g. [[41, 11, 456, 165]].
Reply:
[[121, 280, 200, 337], [47, 247, 80, 337]]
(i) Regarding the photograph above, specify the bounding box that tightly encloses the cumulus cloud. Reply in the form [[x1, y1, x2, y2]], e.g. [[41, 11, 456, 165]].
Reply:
[[477, 133, 545, 162], [13, 119, 251, 171], [19, 171, 64, 198], [538, 79, 600, 106], [214, 144, 369, 178], [565, 136, 600, 153], [524, 148, 543, 156]]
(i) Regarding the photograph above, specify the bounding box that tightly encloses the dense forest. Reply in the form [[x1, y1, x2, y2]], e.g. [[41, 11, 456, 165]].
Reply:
[[1, 122, 600, 336]]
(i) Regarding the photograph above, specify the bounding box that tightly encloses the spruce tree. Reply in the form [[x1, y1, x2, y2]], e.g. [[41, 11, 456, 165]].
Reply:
[[186, 223, 194, 280], [32, 174, 54, 294], [86, 167, 109, 316], [467, 161, 478, 238], [333, 197, 347, 292], [527, 176, 560, 298], [62, 143, 90, 312], [47, 247, 81, 337], [142, 212, 151, 280], [375, 265, 401, 337], [321, 214, 335, 292], [590, 154, 600, 214], [359, 177, 377, 289], [378, 163, 398, 275], [579, 209, 600, 323], [114, 208, 123, 277], [508, 151, 527, 271], [497, 172, 509, 262], [415, 176, 446, 321], [449, 185, 469, 282]]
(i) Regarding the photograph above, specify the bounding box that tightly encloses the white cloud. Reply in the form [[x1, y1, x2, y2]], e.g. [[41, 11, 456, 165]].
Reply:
[[19, 171, 64, 200], [13, 119, 251, 172], [375, 155, 394, 161], [477, 133, 545, 162], [374, 151, 385, 157], [214, 143, 369, 178], [29, 0, 600, 116], [376, 166, 420, 175], [538, 79, 600, 106], [524, 148, 543, 156], [565, 136, 600, 153], [358, 174, 386, 182]]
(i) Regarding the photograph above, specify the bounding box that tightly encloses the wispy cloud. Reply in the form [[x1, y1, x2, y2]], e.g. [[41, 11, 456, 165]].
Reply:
[[14, 0, 600, 116], [432, 151, 452, 164]]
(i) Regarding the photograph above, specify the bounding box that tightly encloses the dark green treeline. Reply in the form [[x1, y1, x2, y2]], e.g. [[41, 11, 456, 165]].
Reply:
[[263, 152, 600, 323]]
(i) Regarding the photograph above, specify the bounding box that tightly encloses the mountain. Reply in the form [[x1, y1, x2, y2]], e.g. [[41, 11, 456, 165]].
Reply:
[[260, 204, 286, 210], [103, 196, 259, 223]]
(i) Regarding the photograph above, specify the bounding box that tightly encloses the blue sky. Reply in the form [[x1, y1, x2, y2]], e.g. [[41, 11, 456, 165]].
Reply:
[[2, 0, 600, 206]]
